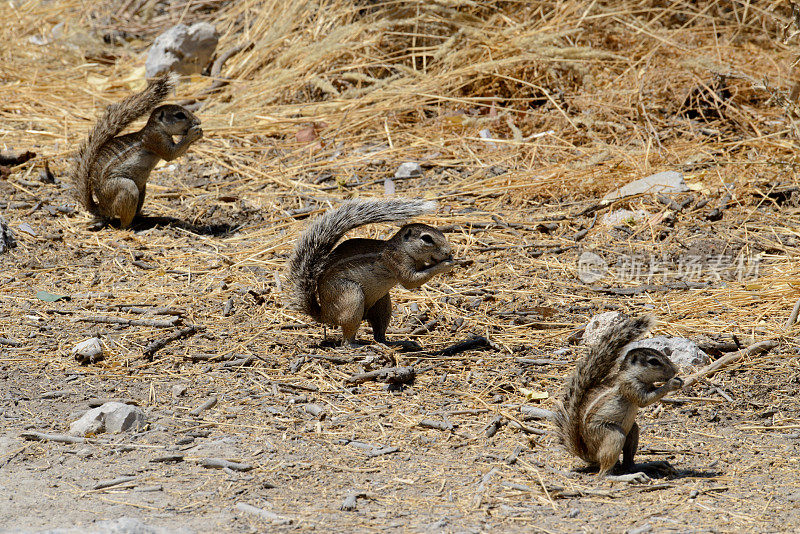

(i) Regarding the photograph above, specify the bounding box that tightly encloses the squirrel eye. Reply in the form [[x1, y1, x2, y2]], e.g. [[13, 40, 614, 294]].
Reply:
[[647, 357, 661, 366], [420, 233, 434, 244], [174, 111, 186, 120]]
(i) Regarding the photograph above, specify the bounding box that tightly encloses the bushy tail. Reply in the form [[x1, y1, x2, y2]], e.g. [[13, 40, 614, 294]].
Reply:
[[553, 315, 654, 458], [287, 198, 437, 318], [71, 73, 178, 215]]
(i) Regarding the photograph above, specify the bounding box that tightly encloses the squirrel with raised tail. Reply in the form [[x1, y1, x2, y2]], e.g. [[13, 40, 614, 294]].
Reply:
[[71, 73, 202, 228], [287, 198, 457, 347], [554, 315, 683, 480]]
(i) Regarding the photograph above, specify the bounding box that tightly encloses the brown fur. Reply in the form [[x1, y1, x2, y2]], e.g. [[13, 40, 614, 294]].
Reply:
[[287, 199, 456, 346], [553, 315, 683, 476], [71, 74, 202, 228]]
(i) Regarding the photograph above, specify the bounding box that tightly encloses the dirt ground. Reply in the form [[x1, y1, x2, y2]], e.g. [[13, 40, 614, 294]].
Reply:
[[3, 1, 800, 533]]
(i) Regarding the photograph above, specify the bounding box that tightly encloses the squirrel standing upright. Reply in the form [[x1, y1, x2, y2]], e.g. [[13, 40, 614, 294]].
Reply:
[[71, 73, 202, 228], [554, 315, 683, 478], [287, 198, 456, 346]]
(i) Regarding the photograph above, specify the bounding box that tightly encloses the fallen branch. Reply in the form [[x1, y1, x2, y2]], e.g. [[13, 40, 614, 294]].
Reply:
[[76, 315, 181, 328], [345, 366, 415, 385], [93, 476, 137, 490], [684, 340, 779, 387], [199, 458, 253, 471], [20, 431, 85, 444], [143, 324, 202, 358], [235, 502, 293, 525]]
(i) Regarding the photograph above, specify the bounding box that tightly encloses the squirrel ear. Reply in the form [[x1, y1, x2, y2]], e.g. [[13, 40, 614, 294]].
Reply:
[[157, 109, 166, 121]]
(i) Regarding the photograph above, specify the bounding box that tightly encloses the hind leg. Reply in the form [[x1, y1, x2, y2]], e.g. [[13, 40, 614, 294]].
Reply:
[[320, 281, 364, 346], [96, 176, 139, 228], [599, 423, 649, 483], [135, 183, 147, 217], [366, 294, 391, 344], [595, 425, 627, 477], [622, 422, 639, 472]]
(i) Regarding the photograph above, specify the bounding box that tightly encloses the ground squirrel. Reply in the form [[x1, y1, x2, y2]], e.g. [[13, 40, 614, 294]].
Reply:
[[554, 315, 683, 478], [287, 198, 456, 346], [71, 73, 202, 228]]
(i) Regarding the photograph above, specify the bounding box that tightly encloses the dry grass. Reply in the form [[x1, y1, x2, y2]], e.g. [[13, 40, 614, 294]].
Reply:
[[2, 0, 800, 532]]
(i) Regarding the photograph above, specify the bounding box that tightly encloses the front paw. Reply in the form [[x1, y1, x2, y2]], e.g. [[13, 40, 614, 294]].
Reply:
[[434, 259, 457, 274], [666, 376, 684, 391], [186, 126, 203, 142]]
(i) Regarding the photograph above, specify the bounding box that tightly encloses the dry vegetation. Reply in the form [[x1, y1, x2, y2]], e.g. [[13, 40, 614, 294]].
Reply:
[[2, 0, 800, 532]]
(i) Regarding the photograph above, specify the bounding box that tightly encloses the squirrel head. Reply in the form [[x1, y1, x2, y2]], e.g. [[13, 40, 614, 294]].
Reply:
[[149, 104, 200, 136], [620, 347, 678, 384], [391, 223, 453, 269]]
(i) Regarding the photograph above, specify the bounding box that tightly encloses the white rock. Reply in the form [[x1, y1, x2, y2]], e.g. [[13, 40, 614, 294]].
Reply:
[[145, 22, 219, 78], [600, 209, 652, 227], [394, 162, 422, 178], [602, 170, 688, 202], [627, 336, 710, 371], [69, 402, 146, 436], [71, 337, 103, 361], [576, 251, 608, 284], [581, 311, 625, 347]]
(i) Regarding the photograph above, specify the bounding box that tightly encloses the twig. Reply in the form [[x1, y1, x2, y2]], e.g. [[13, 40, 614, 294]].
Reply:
[[345, 366, 415, 385], [189, 395, 218, 416], [786, 297, 800, 330], [199, 458, 253, 471], [684, 340, 779, 387], [418, 418, 453, 431], [593, 281, 709, 295], [76, 316, 181, 328], [93, 476, 137, 490], [0, 336, 22, 346], [143, 325, 202, 358], [20, 431, 85, 444], [235, 502, 293, 525]]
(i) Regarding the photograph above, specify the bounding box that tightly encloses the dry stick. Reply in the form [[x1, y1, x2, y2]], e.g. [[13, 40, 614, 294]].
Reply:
[[235, 502, 292, 525], [418, 418, 453, 431], [345, 366, 416, 385], [92, 476, 137, 490], [20, 431, 86, 444], [785, 297, 800, 330], [76, 316, 181, 328], [199, 458, 253, 471], [143, 325, 202, 358], [189, 396, 218, 417], [684, 340, 780, 388], [0, 337, 22, 347]]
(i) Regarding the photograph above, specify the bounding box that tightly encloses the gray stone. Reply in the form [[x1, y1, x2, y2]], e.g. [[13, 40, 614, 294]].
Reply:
[[145, 22, 219, 78], [627, 336, 710, 371], [394, 162, 422, 178], [581, 311, 625, 347], [71, 337, 103, 363], [602, 170, 688, 202], [69, 402, 146, 436], [600, 209, 652, 227], [576, 251, 608, 284]]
